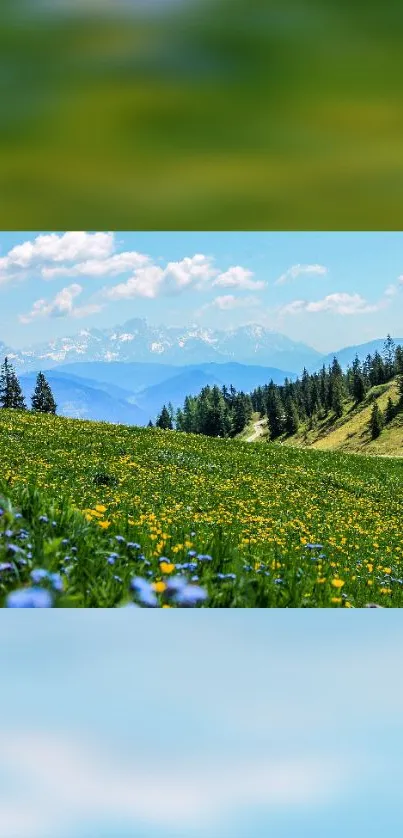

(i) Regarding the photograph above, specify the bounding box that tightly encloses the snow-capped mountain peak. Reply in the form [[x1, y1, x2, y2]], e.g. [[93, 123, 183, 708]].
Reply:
[[3, 319, 322, 374]]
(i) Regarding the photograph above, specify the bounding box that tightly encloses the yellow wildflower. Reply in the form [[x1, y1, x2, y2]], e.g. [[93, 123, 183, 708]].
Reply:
[[160, 561, 175, 574]]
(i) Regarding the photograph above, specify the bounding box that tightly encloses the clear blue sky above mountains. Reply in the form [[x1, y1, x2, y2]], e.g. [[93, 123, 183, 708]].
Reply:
[[1, 231, 402, 353], [2, 611, 403, 838]]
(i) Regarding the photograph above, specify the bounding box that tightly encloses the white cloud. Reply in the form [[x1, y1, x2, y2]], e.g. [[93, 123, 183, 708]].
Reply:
[[163, 254, 217, 291], [213, 266, 265, 290], [19, 284, 84, 323], [0, 731, 350, 838], [0, 232, 114, 281], [275, 264, 328, 286], [0, 234, 258, 309], [280, 292, 382, 317], [206, 294, 259, 311], [105, 255, 217, 300], [42, 250, 150, 280], [104, 265, 165, 299], [72, 303, 104, 318]]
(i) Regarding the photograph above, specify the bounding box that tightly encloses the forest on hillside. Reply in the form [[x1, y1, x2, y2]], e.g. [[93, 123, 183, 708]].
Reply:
[[155, 336, 403, 440]]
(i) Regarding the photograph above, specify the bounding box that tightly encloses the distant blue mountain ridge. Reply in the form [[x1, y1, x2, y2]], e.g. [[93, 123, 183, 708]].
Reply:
[[18, 362, 295, 425], [2, 327, 402, 426]]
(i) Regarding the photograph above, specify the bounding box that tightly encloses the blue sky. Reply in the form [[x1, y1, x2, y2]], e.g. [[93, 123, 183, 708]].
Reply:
[[2, 611, 403, 838], [0, 231, 403, 352]]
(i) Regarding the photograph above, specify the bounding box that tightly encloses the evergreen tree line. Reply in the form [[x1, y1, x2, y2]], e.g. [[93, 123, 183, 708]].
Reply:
[[249, 335, 403, 441], [0, 357, 57, 414], [154, 384, 253, 437], [155, 336, 403, 441]]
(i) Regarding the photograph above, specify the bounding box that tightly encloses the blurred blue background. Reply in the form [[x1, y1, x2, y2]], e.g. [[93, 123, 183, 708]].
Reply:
[[1, 611, 403, 837]]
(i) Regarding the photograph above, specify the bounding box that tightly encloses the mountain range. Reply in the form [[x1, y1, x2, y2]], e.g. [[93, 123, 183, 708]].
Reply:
[[5, 319, 322, 373], [1, 321, 402, 426], [18, 362, 293, 425]]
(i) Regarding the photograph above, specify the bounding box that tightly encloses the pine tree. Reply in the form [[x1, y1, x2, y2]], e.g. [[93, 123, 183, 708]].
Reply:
[[384, 396, 395, 424], [156, 405, 173, 430], [232, 393, 247, 435], [369, 402, 383, 439], [284, 397, 299, 435], [331, 377, 344, 418], [31, 372, 57, 414], [383, 334, 396, 380], [204, 385, 227, 437], [0, 357, 26, 410], [266, 381, 285, 439], [147, 419, 154, 428], [395, 345, 403, 374], [351, 356, 366, 404]]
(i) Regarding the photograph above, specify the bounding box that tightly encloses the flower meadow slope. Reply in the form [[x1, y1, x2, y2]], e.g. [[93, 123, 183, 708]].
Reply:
[[0, 409, 402, 607]]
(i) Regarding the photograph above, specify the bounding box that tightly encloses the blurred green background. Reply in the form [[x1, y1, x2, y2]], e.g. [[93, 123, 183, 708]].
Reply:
[[1, 0, 403, 229]]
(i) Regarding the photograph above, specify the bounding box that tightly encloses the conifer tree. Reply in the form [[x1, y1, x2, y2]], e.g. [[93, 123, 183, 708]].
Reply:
[[284, 397, 299, 435], [331, 377, 344, 418], [31, 372, 57, 414], [385, 396, 395, 424], [369, 402, 383, 439], [383, 334, 396, 379], [351, 356, 366, 403], [156, 404, 173, 430], [0, 357, 26, 410], [266, 381, 285, 439]]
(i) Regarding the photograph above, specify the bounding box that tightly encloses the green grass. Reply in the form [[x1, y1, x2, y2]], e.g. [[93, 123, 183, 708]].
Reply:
[[1, 407, 403, 608], [281, 380, 403, 456]]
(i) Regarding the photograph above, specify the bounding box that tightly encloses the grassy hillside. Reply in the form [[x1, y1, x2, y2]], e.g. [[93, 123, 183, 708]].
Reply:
[[1, 408, 402, 608], [283, 379, 403, 456]]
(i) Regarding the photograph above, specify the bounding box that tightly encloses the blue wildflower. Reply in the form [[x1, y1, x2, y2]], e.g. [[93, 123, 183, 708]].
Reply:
[[0, 562, 13, 573], [49, 573, 64, 593], [166, 576, 187, 593], [7, 544, 23, 555], [127, 542, 141, 550], [181, 562, 197, 572], [115, 535, 126, 544], [173, 584, 207, 607], [130, 577, 157, 607], [38, 515, 49, 524], [6, 587, 53, 608], [197, 554, 213, 562], [304, 543, 323, 550], [30, 568, 49, 584]]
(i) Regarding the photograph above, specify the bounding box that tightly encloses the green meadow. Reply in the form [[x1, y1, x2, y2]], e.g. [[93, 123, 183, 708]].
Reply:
[[1, 408, 402, 607]]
